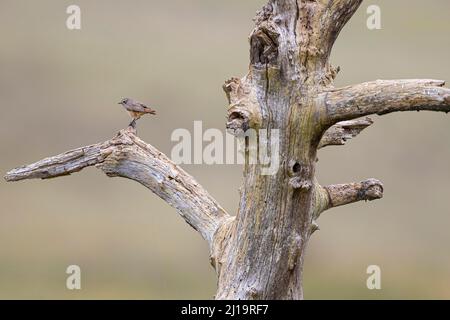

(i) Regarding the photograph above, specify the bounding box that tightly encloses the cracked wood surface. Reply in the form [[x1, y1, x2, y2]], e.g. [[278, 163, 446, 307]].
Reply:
[[324, 179, 384, 210], [324, 80, 450, 123], [318, 117, 373, 149], [5, 0, 450, 300], [5, 127, 229, 247], [215, 0, 450, 300]]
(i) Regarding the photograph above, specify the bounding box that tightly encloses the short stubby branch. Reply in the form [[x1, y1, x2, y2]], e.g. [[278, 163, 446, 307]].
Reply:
[[318, 117, 373, 149], [4, 127, 230, 247], [324, 79, 450, 124], [322, 179, 384, 214], [223, 77, 262, 135]]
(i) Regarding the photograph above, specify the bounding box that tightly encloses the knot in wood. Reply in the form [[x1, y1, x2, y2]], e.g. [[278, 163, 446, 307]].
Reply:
[[253, 3, 273, 24], [226, 110, 250, 136], [358, 179, 384, 201], [250, 26, 279, 65], [288, 161, 312, 191]]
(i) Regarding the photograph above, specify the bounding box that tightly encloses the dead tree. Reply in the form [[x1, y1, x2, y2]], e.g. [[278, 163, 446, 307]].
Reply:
[[5, 0, 450, 299]]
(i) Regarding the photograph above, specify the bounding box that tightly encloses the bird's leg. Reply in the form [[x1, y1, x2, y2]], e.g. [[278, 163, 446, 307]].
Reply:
[[129, 119, 137, 128]]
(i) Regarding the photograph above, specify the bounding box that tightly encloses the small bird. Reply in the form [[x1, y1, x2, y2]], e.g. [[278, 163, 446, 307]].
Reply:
[[118, 98, 156, 127]]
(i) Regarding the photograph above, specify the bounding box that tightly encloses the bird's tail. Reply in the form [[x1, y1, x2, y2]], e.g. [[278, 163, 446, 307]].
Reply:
[[145, 108, 156, 115]]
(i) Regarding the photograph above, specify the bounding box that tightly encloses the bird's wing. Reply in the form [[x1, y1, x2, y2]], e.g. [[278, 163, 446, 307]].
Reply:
[[136, 101, 156, 113], [124, 100, 156, 114], [126, 102, 148, 113], [136, 102, 150, 109]]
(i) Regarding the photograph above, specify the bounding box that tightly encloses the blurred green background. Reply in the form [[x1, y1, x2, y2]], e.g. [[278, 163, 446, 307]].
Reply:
[[0, 0, 449, 299]]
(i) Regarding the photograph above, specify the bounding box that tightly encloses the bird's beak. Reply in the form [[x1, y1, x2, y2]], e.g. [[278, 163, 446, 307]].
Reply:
[[118, 102, 122, 105]]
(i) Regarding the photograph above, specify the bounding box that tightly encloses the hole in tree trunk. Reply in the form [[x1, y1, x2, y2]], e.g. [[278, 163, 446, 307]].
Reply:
[[292, 162, 301, 173]]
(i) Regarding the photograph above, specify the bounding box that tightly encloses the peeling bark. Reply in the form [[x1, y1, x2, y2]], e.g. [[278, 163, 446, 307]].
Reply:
[[318, 117, 373, 149]]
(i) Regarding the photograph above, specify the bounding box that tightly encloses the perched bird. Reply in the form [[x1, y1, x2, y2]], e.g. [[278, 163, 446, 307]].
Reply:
[[118, 98, 156, 127]]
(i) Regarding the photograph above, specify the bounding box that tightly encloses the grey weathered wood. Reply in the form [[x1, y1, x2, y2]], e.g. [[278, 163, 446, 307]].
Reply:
[[5, 0, 450, 300], [213, 0, 450, 300], [318, 118, 373, 149], [5, 127, 229, 246], [323, 179, 383, 211], [324, 80, 450, 123]]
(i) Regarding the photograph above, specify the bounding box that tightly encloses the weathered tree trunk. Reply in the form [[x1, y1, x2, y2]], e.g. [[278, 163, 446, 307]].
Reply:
[[214, 0, 374, 299], [5, 0, 450, 300]]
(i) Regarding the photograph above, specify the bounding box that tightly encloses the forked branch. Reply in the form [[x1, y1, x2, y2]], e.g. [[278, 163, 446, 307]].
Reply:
[[4, 127, 230, 247]]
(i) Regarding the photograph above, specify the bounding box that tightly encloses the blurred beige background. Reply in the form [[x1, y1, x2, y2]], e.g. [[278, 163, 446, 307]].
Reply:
[[0, 0, 449, 299]]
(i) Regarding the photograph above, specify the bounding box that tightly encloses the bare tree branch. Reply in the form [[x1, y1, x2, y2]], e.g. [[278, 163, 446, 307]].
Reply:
[[328, 0, 364, 26], [321, 0, 364, 55], [324, 80, 450, 123], [6, 0, 449, 300], [318, 117, 373, 149], [323, 179, 384, 212], [4, 127, 230, 246]]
